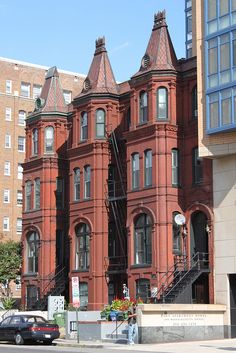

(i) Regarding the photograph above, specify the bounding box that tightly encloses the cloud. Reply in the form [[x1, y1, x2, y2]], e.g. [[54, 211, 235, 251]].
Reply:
[[110, 42, 129, 54]]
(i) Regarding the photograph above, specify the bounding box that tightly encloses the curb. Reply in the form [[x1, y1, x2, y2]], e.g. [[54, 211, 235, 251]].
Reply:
[[55, 341, 104, 348]]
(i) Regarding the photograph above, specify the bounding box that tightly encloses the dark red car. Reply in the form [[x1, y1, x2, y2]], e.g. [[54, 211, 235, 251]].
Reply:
[[0, 315, 60, 345]]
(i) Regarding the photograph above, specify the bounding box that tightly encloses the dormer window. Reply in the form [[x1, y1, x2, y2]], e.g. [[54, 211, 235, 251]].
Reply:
[[44, 126, 54, 153], [139, 91, 148, 123]]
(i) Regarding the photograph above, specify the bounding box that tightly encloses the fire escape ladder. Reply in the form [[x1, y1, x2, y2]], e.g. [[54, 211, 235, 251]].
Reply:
[[156, 252, 210, 304], [29, 266, 67, 310]]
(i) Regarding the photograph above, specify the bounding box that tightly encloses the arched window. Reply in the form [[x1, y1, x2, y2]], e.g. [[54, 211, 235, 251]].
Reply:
[[84, 165, 91, 199], [34, 178, 40, 210], [44, 126, 54, 153], [171, 148, 180, 186], [27, 232, 40, 273], [172, 211, 181, 254], [144, 150, 152, 187], [134, 213, 152, 265], [132, 153, 140, 190], [25, 181, 32, 211], [74, 168, 80, 201], [32, 129, 38, 156], [75, 223, 90, 270], [136, 278, 150, 302], [81, 112, 88, 141], [139, 91, 148, 123], [157, 87, 168, 119], [192, 85, 198, 118], [96, 109, 105, 138]]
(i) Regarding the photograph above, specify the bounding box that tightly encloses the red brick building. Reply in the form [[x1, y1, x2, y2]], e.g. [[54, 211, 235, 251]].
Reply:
[[22, 11, 213, 310]]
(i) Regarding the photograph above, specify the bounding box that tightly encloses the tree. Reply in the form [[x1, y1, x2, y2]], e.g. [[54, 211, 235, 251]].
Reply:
[[0, 241, 21, 304]]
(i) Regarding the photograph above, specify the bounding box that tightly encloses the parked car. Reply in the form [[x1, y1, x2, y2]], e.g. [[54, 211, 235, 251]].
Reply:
[[0, 314, 60, 345]]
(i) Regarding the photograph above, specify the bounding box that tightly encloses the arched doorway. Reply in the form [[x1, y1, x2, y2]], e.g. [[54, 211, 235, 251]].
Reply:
[[190, 211, 209, 303]]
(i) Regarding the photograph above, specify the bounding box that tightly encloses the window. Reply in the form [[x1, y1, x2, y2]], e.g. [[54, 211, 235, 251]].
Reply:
[[192, 86, 198, 118], [144, 150, 152, 187], [74, 168, 80, 201], [136, 279, 150, 303], [96, 109, 105, 138], [3, 217, 9, 231], [132, 153, 140, 190], [81, 112, 88, 141], [27, 232, 39, 273], [5, 134, 11, 148], [192, 147, 203, 184], [32, 129, 38, 156], [209, 92, 219, 129], [5, 107, 11, 121], [157, 87, 168, 119], [16, 218, 22, 233], [79, 282, 88, 308], [18, 164, 23, 179], [139, 91, 148, 123], [134, 213, 152, 265], [186, 9, 192, 41], [126, 107, 131, 130], [6, 80, 12, 94], [44, 126, 54, 153], [172, 211, 181, 254], [34, 178, 40, 210], [25, 181, 32, 211], [171, 149, 180, 186], [56, 177, 64, 209], [220, 33, 230, 85], [17, 190, 23, 205], [3, 189, 10, 203], [4, 161, 10, 176], [84, 166, 91, 199], [18, 136, 25, 152], [33, 85, 42, 99], [21, 82, 30, 98], [75, 223, 90, 270], [18, 110, 26, 126], [63, 90, 72, 104]]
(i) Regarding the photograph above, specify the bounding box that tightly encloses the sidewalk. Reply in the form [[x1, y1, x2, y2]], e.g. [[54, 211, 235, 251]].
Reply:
[[55, 337, 236, 352]]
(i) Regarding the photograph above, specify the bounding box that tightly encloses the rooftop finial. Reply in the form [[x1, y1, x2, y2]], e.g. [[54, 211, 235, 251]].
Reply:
[[153, 10, 167, 29], [95, 36, 106, 54]]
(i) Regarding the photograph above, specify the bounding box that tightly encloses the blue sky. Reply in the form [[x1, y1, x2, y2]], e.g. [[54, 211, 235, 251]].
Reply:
[[0, 0, 185, 82]]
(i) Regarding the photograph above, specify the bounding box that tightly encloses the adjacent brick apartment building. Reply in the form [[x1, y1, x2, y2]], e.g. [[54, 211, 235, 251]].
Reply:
[[22, 11, 213, 310]]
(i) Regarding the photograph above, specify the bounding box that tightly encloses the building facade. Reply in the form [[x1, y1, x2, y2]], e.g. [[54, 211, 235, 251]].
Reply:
[[22, 11, 213, 311], [0, 58, 84, 301], [193, 0, 236, 338]]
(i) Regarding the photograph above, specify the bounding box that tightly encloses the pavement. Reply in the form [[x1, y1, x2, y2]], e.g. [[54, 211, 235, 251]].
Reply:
[[55, 337, 236, 352]]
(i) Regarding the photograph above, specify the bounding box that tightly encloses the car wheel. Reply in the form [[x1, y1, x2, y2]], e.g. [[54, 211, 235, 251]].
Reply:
[[43, 340, 53, 345], [15, 332, 24, 345]]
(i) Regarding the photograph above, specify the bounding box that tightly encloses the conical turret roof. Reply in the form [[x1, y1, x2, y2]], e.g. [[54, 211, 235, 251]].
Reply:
[[133, 10, 178, 77], [78, 36, 118, 97], [34, 66, 67, 113]]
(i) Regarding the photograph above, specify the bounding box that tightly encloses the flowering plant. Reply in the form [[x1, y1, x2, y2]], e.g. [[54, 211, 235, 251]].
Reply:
[[100, 297, 143, 320]]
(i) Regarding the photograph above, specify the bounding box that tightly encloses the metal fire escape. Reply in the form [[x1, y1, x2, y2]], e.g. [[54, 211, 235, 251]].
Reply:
[[105, 128, 127, 279]]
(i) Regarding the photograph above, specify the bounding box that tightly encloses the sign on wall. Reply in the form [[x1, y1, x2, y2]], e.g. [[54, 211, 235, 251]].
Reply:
[[72, 276, 80, 308]]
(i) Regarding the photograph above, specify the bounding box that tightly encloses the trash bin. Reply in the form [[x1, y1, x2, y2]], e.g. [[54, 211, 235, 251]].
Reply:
[[53, 312, 65, 327]]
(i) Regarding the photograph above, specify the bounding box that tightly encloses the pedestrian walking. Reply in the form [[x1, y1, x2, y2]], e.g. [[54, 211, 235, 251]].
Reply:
[[127, 303, 137, 345]]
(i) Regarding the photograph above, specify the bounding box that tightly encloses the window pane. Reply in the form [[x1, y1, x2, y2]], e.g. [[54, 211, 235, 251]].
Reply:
[[144, 150, 152, 187], [221, 91, 231, 125], [220, 0, 229, 16], [209, 46, 218, 75], [96, 110, 105, 137], [157, 88, 167, 119], [208, 0, 217, 20]]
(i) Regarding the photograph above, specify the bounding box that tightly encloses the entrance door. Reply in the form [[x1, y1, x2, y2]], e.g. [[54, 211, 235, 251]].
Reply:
[[26, 285, 39, 310]]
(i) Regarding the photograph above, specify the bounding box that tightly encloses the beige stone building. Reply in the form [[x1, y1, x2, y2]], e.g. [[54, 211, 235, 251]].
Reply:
[[190, 0, 236, 337]]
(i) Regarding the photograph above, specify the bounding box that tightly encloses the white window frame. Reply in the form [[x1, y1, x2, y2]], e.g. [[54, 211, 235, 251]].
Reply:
[[4, 161, 10, 176], [3, 217, 9, 231], [63, 90, 72, 104], [18, 110, 26, 126], [6, 80, 12, 94], [5, 107, 12, 121], [5, 134, 11, 148], [20, 82, 30, 98], [17, 164, 23, 179], [16, 218, 22, 233], [17, 190, 23, 206], [3, 189, 10, 203], [33, 84, 42, 99], [18, 136, 25, 152]]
